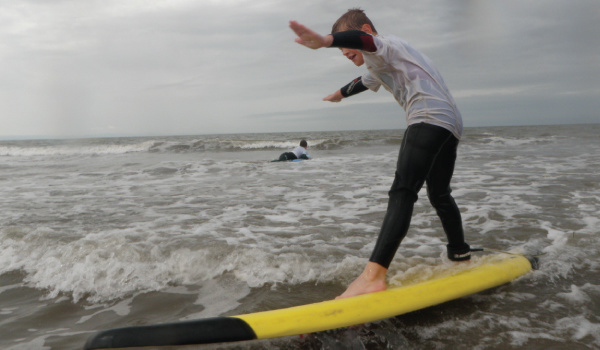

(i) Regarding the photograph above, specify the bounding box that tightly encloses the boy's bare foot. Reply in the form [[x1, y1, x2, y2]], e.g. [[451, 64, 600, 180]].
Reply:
[[335, 262, 388, 299]]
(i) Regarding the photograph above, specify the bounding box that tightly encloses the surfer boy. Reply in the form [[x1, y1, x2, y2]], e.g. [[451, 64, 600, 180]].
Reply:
[[277, 139, 310, 161], [290, 9, 471, 299]]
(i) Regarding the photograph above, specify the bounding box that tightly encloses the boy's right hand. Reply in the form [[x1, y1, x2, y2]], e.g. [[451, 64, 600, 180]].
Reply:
[[323, 90, 344, 103], [290, 20, 333, 49]]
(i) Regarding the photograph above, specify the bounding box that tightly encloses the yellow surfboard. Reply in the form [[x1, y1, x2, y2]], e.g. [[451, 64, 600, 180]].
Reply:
[[85, 254, 535, 349]]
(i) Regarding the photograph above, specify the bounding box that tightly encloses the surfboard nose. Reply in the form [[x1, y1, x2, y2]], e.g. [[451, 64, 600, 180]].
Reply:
[[527, 256, 540, 270], [84, 317, 256, 350]]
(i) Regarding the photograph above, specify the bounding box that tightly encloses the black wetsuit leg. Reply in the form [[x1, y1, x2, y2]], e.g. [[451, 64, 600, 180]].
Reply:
[[278, 152, 297, 161], [425, 134, 470, 258], [369, 123, 468, 268]]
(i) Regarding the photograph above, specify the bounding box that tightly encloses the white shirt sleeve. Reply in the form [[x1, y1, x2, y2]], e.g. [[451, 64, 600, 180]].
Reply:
[[361, 71, 381, 92]]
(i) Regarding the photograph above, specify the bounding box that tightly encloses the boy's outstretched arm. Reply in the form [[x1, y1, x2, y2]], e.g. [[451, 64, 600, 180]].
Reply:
[[323, 77, 369, 103], [291, 20, 376, 52], [290, 21, 370, 103], [289, 21, 333, 49]]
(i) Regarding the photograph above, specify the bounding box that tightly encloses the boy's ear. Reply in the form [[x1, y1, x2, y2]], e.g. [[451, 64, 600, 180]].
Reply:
[[361, 24, 375, 35]]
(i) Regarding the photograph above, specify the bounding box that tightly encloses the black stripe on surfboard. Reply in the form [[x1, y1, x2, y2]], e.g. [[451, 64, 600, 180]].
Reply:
[[84, 317, 257, 350]]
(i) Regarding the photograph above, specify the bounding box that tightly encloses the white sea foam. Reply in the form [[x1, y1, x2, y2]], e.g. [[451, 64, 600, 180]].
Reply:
[[1, 125, 599, 349], [5, 336, 50, 350], [3, 135, 587, 303], [507, 330, 561, 347], [557, 284, 593, 305], [0, 141, 155, 157], [77, 297, 133, 324], [555, 316, 600, 343], [184, 278, 250, 320]]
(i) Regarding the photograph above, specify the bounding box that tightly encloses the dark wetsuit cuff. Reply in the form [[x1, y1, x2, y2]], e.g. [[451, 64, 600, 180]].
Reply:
[[330, 30, 377, 52], [340, 77, 369, 97]]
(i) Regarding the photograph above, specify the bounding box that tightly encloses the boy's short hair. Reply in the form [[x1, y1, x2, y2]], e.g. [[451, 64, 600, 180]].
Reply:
[[300, 139, 308, 148], [331, 8, 377, 34]]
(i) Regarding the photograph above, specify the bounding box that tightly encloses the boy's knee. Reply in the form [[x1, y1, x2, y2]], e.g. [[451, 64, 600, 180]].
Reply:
[[427, 191, 453, 208], [388, 187, 418, 204]]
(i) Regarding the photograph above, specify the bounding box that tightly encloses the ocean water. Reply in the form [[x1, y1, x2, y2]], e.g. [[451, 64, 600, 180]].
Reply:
[[0, 124, 598, 350]]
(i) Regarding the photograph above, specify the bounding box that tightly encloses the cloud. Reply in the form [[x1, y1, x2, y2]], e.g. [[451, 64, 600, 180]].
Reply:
[[0, 0, 598, 139]]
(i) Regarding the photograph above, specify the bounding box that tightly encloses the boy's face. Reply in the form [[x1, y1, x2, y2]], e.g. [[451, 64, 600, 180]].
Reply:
[[341, 48, 364, 66]]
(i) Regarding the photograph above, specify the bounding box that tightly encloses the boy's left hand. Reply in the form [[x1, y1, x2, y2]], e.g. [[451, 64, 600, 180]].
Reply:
[[290, 20, 333, 49], [323, 90, 344, 103]]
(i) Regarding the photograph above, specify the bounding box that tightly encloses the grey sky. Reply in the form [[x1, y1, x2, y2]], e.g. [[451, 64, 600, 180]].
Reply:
[[1, 0, 599, 139]]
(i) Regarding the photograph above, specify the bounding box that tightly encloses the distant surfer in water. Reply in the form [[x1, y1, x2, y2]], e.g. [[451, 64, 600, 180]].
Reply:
[[290, 9, 471, 299], [277, 139, 310, 161]]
